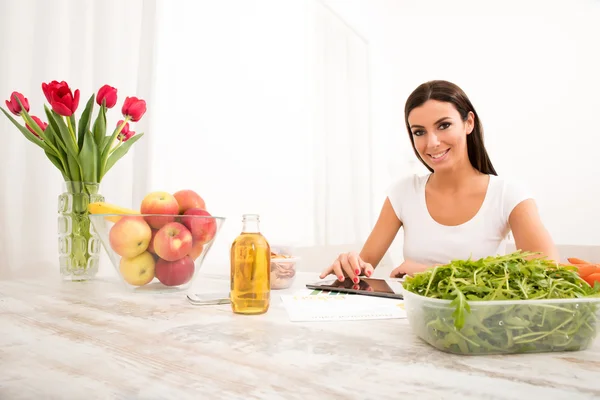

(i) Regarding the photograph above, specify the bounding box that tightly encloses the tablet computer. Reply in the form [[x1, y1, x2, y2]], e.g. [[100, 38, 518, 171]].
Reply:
[[305, 277, 404, 300]]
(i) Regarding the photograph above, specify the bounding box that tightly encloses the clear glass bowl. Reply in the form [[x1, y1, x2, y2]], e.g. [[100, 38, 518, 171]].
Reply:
[[401, 287, 600, 355], [90, 213, 225, 292]]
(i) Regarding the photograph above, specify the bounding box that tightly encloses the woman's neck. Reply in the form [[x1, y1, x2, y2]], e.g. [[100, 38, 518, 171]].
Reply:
[[428, 162, 484, 192]]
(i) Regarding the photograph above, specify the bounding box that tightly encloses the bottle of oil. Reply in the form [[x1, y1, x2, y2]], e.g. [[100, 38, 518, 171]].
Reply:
[[230, 214, 270, 315]]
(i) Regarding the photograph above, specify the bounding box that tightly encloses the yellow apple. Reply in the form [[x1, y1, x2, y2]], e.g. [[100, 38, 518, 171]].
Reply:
[[119, 251, 156, 286], [109, 216, 152, 258]]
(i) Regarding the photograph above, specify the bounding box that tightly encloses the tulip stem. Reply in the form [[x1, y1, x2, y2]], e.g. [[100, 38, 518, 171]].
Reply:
[[66, 116, 77, 146], [99, 117, 130, 178]]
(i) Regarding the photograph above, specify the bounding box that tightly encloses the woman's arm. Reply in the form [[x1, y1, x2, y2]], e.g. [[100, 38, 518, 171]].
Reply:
[[359, 197, 403, 268], [508, 199, 560, 262]]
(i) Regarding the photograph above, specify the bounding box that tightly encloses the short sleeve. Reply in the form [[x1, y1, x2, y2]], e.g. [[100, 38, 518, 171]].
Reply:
[[386, 174, 421, 222], [502, 178, 535, 221]]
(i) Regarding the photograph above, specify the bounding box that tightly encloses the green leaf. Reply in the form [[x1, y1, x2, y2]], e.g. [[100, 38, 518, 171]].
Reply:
[[65, 152, 81, 181], [44, 105, 79, 159], [79, 129, 98, 183], [44, 149, 67, 179], [77, 94, 95, 151], [101, 133, 144, 180], [44, 106, 82, 181], [101, 136, 112, 151], [450, 286, 470, 330], [93, 104, 106, 148], [0, 106, 47, 149]]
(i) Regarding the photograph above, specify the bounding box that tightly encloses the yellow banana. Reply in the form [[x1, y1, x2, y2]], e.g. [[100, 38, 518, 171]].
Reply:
[[88, 202, 140, 222]]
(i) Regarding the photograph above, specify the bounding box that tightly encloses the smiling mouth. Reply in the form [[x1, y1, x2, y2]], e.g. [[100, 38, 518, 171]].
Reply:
[[428, 149, 450, 159]]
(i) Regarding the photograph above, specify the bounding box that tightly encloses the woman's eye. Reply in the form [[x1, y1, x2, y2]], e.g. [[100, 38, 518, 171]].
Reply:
[[412, 130, 425, 136], [439, 122, 451, 130]]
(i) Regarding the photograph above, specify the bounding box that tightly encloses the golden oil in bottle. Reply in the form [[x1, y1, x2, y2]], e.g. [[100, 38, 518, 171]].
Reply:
[[230, 214, 270, 315]]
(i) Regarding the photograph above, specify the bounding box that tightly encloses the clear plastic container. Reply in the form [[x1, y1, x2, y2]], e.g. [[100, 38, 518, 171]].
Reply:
[[401, 287, 600, 355], [270, 245, 299, 290], [270, 256, 299, 290]]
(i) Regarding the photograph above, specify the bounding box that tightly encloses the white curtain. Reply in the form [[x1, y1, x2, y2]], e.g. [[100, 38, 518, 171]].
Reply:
[[148, 0, 373, 272], [0, 0, 372, 277], [310, 2, 372, 247], [0, 0, 157, 277]]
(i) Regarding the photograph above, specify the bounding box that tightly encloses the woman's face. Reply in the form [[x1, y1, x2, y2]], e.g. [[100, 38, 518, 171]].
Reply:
[[408, 99, 474, 172]]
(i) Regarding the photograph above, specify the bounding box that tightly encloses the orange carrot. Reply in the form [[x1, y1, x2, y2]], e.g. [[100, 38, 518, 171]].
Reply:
[[583, 272, 600, 287], [567, 257, 590, 265], [574, 264, 600, 278]]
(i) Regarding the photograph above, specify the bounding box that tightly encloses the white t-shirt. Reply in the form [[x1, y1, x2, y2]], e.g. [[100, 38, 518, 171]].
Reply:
[[387, 173, 533, 266]]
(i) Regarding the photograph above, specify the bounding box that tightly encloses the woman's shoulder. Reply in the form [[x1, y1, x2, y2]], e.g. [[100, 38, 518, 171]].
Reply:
[[386, 173, 429, 221], [387, 173, 430, 197], [487, 174, 535, 219], [488, 174, 534, 196]]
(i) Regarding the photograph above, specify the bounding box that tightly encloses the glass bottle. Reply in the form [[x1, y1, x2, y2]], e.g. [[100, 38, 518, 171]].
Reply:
[[230, 214, 271, 314]]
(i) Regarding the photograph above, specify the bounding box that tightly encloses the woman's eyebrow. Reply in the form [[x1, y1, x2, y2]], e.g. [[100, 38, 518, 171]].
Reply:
[[410, 117, 451, 129]]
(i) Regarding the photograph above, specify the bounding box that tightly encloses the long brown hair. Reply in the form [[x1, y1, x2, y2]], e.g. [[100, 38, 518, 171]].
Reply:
[[404, 80, 497, 175]]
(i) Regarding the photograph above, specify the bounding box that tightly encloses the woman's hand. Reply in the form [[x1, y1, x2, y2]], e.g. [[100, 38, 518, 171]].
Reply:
[[390, 260, 431, 278], [319, 252, 374, 284]]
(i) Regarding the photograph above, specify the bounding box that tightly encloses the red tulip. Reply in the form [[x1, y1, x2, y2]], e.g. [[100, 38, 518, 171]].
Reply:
[[121, 96, 146, 122], [116, 120, 135, 141], [26, 116, 48, 139], [5, 92, 29, 115], [42, 80, 80, 117], [96, 84, 117, 108], [42, 80, 68, 103]]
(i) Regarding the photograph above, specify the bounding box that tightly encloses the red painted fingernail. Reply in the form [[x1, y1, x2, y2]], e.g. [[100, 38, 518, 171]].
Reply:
[[353, 277, 359, 283], [355, 269, 360, 275], [338, 275, 344, 281], [366, 270, 371, 277]]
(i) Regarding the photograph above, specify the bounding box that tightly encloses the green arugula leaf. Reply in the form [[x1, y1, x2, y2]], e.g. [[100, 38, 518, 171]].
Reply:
[[402, 250, 600, 355]]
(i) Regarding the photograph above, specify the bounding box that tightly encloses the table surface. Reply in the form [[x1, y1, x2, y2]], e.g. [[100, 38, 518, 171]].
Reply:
[[1, 271, 599, 400]]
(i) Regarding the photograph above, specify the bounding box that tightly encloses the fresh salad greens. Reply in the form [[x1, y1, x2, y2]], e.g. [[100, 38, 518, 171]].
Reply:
[[402, 251, 600, 355]]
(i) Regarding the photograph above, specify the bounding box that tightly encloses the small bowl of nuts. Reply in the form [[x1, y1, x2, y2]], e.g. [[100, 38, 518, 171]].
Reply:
[[270, 246, 299, 290]]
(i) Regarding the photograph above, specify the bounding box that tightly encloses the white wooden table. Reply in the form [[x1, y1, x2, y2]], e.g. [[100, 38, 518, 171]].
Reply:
[[1, 270, 599, 400]]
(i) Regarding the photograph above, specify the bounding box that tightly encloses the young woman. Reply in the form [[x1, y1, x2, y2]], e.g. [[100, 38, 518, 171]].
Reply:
[[319, 80, 559, 284]]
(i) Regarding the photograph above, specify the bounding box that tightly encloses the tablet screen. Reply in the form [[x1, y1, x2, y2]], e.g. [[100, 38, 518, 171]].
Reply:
[[306, 277, 403, 299]]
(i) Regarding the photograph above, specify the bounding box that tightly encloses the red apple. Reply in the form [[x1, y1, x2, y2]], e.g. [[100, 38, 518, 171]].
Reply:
[[173, 189, 206, 214], [140, 191, 179, 229], [181, 208, 217, 244], [188, 240, 205, 260], [155, 256, 195, 286], [153, 222, 193, 261], [109, 216, 152, 258]]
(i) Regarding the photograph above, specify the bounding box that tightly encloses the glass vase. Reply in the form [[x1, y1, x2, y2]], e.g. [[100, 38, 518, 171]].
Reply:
[[57, 181, 105, 281]]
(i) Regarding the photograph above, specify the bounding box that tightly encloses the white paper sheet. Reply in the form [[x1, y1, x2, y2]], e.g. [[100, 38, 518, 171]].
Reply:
[[280, 289, 407, 322]]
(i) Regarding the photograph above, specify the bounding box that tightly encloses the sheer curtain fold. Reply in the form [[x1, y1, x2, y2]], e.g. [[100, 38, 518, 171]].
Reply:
[[311, 2, 372, 247]]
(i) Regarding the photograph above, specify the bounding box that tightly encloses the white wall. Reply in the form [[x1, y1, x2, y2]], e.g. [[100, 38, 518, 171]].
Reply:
[[324, 0, 600, 255]]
